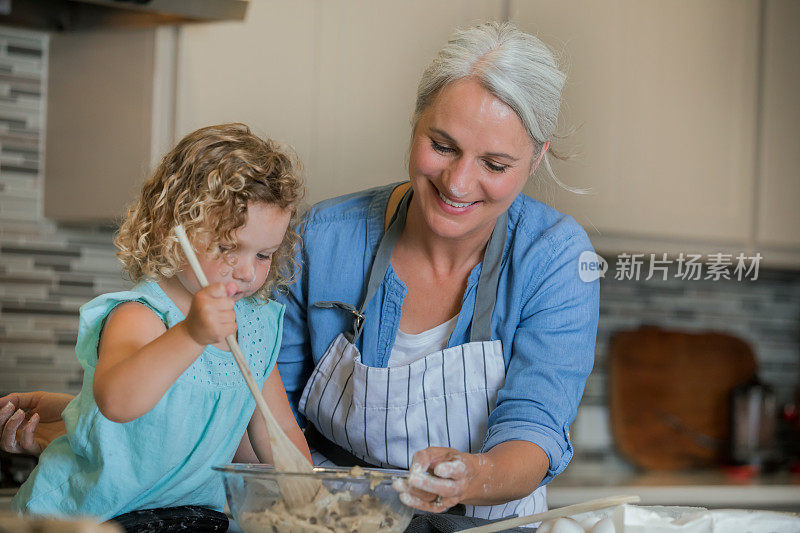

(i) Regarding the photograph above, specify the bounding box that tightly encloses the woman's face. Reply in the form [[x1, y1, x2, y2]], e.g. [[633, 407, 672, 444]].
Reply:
[[408, 77, 543, 241]]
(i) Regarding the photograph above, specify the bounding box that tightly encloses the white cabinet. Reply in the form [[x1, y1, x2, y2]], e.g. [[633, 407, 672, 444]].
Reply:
[[175, 0, 317, 194], [756, 0, 800, 251], [46, 29, 149, 222], [309, 0, 505, 204], [44, 28, 176, 223], [44, 0, 799, 266], [176, 0, 505, 205], [45, 1, 505, 220], [511, 1, 760, 251]]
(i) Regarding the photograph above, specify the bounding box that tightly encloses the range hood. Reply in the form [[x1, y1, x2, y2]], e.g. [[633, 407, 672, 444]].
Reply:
[[0, 0, 248, 31]]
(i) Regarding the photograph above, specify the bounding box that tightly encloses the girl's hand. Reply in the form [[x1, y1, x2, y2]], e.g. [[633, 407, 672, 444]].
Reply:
[[393, 447, 479, 512], [182, 282, 238, 346], [0, 392, 73, 455]]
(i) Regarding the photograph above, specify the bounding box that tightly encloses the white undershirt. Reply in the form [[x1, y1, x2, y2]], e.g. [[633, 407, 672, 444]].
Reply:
[[387, 315, 459, 367]]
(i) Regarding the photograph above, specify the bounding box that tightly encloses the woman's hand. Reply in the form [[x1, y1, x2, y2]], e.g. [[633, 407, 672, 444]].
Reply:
[[393, 447, 477, 512], [393, 441, 548, 512], [0, 392, 73, 455]]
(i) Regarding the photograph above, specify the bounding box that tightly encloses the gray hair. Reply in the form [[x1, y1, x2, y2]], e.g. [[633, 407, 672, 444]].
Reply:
[[413, 21, 584, 193]]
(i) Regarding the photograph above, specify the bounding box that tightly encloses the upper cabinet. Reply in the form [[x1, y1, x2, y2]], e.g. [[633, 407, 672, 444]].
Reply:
[[308, 0, 505, 204], [175, 0, 318, 198], [44, 27, 176, 223], [756, 0, 800, 251], [43, 0, 506, 221], [176, 0, 505, 205], [511, 0, 760, 249], [41, 0, 800, 267]]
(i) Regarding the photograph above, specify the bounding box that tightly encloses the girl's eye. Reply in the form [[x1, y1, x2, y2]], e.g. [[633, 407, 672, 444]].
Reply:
[[484, 160, 508, 173], [218, 245, 231, 253], [431, 139, 455, 154], [257, 253, 272, 261]]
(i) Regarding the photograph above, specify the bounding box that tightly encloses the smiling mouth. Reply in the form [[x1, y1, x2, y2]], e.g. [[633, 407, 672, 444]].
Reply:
[[437, 190, 478, 209]]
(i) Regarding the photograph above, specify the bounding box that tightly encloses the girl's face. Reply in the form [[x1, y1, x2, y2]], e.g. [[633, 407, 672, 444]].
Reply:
[[408, 77, 545, 241], [177, 201, 292, 300]]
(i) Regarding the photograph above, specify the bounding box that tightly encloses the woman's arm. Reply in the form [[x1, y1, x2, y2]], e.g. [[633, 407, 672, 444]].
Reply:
[[94, 283, 237, 423], [247, 367, 313, 465], [398, 230, 599, 510], [275, 231, 313, 423], [0, 392, 73, 455]]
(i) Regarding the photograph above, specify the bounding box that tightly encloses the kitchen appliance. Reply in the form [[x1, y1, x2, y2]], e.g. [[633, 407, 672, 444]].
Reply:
[[729, 377, 778, 466]]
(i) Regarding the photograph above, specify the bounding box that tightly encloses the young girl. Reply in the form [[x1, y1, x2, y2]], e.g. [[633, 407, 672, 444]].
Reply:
[[12, 123, 311, 520]]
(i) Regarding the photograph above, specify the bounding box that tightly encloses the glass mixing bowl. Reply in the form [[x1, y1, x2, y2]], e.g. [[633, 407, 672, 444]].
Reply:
[[213, 464, 413, 533]]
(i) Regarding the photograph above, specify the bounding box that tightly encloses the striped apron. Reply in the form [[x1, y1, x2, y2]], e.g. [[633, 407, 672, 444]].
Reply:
[[298, 190, 547, 520]]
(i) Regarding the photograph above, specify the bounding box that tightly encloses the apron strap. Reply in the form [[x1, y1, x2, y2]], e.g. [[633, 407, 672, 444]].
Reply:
[[350, 188, 412, 341], [332, 186, 508, 344], [469, 211, 507, 343]]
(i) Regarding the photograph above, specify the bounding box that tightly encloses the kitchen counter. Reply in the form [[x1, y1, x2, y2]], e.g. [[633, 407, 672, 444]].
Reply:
[[3, 472, 799, 518], [548, 465, 800, 511]]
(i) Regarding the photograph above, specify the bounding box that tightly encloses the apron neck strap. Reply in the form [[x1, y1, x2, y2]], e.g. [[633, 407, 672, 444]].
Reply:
[[352, 188, 507, 344], [469, 211, 507, 343], [351, 189, 411, 340]]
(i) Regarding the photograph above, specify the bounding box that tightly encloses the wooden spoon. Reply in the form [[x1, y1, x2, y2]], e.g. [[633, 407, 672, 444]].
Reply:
[[459, 495, 640, 532], [174, 225, 319, 507]]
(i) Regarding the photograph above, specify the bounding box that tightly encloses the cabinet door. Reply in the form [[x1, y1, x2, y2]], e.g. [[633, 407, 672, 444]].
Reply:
[[176, 0, 505, 206], [756, 0, 800, 249], [45, 29, 156, 222], [311, 0, 505, 205], [175, 0, 317, 177], [511, 1, 759, 247]]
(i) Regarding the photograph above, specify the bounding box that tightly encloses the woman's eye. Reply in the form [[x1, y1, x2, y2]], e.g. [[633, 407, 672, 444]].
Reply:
[[431, 139, 455, 154], [484, 160, 508, 173], [257, 253, 272, 261], [218, 245, 231, 253]]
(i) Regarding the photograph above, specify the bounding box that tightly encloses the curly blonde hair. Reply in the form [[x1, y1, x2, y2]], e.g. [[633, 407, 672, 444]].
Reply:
[[115, 123, 305, 300]]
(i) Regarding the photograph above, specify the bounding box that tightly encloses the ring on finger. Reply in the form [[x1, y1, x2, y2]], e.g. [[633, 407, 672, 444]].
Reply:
[[434, 495, 443, 507]]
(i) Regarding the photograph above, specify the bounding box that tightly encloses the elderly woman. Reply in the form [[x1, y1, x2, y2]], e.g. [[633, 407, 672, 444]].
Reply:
[[1, 22, 598, 521]]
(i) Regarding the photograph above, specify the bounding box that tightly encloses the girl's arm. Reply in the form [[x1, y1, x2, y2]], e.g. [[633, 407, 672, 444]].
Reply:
[[247, 367, 312, 466], [233, 429, 259, 463], [94, 283, 238, 423]]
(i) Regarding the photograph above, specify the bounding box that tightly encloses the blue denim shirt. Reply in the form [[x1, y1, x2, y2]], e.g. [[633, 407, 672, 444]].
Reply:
[[277, 182, 599, 485]]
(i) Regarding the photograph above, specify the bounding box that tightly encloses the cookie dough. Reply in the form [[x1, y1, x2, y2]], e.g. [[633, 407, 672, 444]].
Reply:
[[239, 468, 406, 533]]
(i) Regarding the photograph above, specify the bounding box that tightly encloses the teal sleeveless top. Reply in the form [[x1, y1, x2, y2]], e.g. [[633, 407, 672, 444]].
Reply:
[[13, 281, 283, 520]]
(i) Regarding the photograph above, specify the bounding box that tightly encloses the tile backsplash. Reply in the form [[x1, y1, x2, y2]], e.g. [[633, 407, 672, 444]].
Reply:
[[1, 26, 798, 468], [0, 28, 129, 395], [571, 258, 800, 462]]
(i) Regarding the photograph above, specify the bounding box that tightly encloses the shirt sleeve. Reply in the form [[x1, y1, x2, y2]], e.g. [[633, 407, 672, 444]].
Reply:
[[480, 230, 599, 486], [276, 233, 314, 426]]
